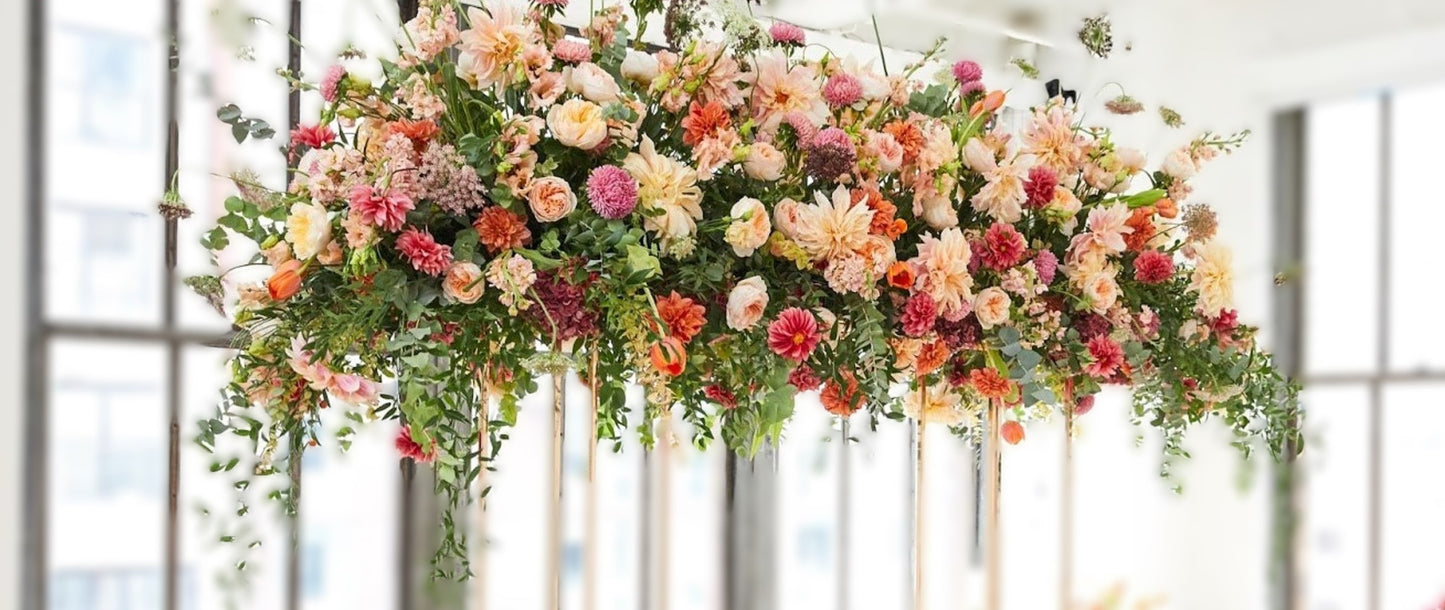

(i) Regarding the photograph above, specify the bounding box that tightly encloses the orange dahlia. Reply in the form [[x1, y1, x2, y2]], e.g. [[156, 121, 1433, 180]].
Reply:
[[655, 291, 706, 344], [681, 100, 732, 147], [969, 367, 1012, 400], [882, 120, 923, 164], [820, 370, 862, 416], [474, 206, 532, 254], [915, 339, 950, 376]]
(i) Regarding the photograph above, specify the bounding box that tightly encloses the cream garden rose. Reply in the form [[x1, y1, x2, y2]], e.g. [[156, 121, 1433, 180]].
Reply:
[[772, 197, 804, 239], [546, 98, 608, 150], [973, 287, 1012, 329], [621, 49, 659, 83], [443, 262, 485, 304], [527, 176, 577, 222], [285, 201, 332, 261], [744, 142, 785, 181], [1082, 269, 1121, 313], [726, 276, 769, 330], [567, 62, 621, 103], [725, 197, 771, 257]]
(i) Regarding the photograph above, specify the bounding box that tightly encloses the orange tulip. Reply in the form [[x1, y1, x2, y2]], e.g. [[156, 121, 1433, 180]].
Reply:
[[267, 259, 304, 301], [1000, 420, 1025, 445], [1155, 197, 1178, 219], [649, 336, 687, 377], [969, 90, 1007, 116], [886, 262, 916, 290]]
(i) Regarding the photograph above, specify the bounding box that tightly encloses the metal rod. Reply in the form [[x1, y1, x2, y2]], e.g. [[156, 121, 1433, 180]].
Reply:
[[283, 2, 305, 609], [585, 351, 600, 610], [1367, 93, 1393, 610], [984, 399, 1002, 610], [1060, 406, 1075, 610], [160, 0, 183, 606], [474, 381, 490, 610], [913, 395, 927, 610], [838, 417, 851, 610], [398, 458, 416, 610], [548, 372, 566, 610], [287, 448, 303, 610], [658, 414, 673, 610], [21, 0, 49, 606]]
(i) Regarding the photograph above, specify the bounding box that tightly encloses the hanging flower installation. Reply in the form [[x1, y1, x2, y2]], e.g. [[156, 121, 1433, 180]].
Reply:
[[193, 0, 1300, 575]]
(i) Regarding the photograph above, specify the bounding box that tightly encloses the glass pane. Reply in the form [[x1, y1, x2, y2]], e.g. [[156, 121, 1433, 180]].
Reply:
[[1388, 84, 1445, 371], [920, 416, 977, 608], [1000, 416, 1062, 610], [1305, 96, 1381, 376], [45, 5, 166, 326], [778, 403, 839, 610], [1381, 384, 1445, 609], [48, 341, 167, 609], [847, 407, 909, 608], [1299, 385, 1370, 610], [666, 409, 723, 610], [593, 389, 643, 610], [181, 346, 288, 610]]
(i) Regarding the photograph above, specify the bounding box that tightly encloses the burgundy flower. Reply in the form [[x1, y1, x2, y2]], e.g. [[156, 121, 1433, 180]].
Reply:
[[395, 426, 436, 463], [527, 270, 599, 342], [1133, 250, 1175, 284], [805, 127, 856, 181], [1072, 312, 1112, 342]]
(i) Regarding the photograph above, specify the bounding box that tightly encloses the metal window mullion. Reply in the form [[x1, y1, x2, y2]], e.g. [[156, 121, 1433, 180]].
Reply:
[[1270, 109, 1307, 610], [284, 2, 304, 610], [22, 0, 50, 606], [1367, 93, 1393, 610], [161, 0, 183, 605]]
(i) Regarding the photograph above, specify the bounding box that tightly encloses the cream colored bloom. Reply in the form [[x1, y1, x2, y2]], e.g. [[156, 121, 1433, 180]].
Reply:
[[1191, 240, 1234, 317], [566, 62, 621, 103], [457, 2, 533, 89], [913, 176, 959, 230], [621, 49, 659, 83], [911, 228, 974, 319], [285, 201, 331, 261], [1161, 148, 1198, 181], [750, 51, 827, 133], [1082, 269, 1120, 313], [973, 287, 1012, 329], [793, 185, 874, 262], [527, 176, 577, 222], [903, 381, 972, 426], [546, 98, 608, 150], [772, 197, 804, 239], [443, 262, 485, 304], [744, 142, 785, 181], [726, 276, 769, 330], [971, 157, 1028, 224], [725, 197, 771, 257], [622, 137, 703, 241]]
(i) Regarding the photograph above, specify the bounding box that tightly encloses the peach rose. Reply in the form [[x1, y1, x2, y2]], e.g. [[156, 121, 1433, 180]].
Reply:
[[316, 240, 344, 266], [725, 197, 771, 257], [262, 241, 293, 268], [772, 197, 803, 239], [567, 62, 622, 103], [528, 71, 566, 109], [443, 261, 485, 304], [744, 142, 785, 181], [546, 98, 608, 150], [621, 50, 660, 84], [1082, 269, 1120, 313], [527, 176, 577, 222], [726, 276, 769, 330], [864, 130, 904, 174], [973, 287, 1012, 329]]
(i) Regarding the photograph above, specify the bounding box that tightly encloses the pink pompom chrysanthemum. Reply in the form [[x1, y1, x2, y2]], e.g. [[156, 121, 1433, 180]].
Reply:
[[395, 228, 453, 276], [951, 60, 983, 84], [1084, 335, 1125, 378], [769, 22, 806, 46], [349, 185, 415, 232], [552, 38, 591, 64], [586, 165, 639, 219], [1133, 249, 1175, 284], [320, 65, 346, 102], [767, 307, 821, 362], [979, 222, 1027, 271], [1033, 250, 1058, 286], [823, 73, 863, 108]]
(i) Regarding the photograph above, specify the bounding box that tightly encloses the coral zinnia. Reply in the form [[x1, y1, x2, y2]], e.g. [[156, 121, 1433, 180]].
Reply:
[[1133, 250, 1174, 284], [655, 291, 706, 344], [474, 206, 532, 253], [395, 228, 453, 276], [1084, 335, 1125, 378], [820, 370, 862, 416], [767, 307, 821, 362], [915, 339, 950, 375], [969, 367, 1012, 400]]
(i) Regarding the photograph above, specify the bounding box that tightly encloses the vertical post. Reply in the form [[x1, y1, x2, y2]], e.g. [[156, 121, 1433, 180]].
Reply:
[[725, 445, 778, 610], [22, 0, 50, 606], [1060, 406, 1075, 610], [657, 415, 673, 610], [1367, 93, 1392, 610], [585, 351, 599, 610], [837, 417, 850, 610], [284, 3, 304, 610], [913, 383, 927, 610], [984, 400, 1002, 610], [473, 383, 490, 610], [548, 373, 566, 610], [640, 447, 652, 610], [398, 458, 416, 610], [160, 0, 182, 607], [1270, 109, 1308, 610]]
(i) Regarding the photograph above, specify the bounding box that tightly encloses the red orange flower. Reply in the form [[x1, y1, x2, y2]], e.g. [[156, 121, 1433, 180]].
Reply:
[[766, 307, 821, 362], [267, 259, 304, 301], [649, 336, 687, 377], [915, 340, 950, 375], [474, 206, 532, 254], [820, 370, 862, 416], [1124, 207, 1156, 251], [882, 120, 923, 164], [681, 100, 732, 147], [655, 291, 706, 344], [886, 262, 916, 290], [969, 367, 1012, 400]]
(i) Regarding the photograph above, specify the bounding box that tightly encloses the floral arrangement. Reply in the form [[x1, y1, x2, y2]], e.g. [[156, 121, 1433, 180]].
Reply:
[[191, 0, 1299, 574]]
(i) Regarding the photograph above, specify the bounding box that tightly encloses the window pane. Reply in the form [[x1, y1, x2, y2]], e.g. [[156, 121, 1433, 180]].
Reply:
[[1305, 96, 1381, 376], [48, 341, 166, 608], [1298, 385, 1370, 610], [920, 417, 976, 608], [847, 409, 909, 608], [1000, 417, 1062, 610], [665, 410, 724, 610], [1380, 384, 1445, 609], [593, 389, 643, 610], [1388, 84, 1445, 370], [778, 403, 840, 610]]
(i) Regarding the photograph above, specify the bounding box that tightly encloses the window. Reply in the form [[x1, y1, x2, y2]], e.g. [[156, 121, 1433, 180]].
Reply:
[[51, 27, 153, 148]]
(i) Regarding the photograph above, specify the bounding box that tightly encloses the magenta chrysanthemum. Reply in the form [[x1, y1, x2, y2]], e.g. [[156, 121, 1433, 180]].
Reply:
[[823, 73, 863, 108], [349, 185, 415, 232], [1024, 165, 1058, 209], [805, 127, 857, 181], [900, 292, 937, 338], [321, 65, 345, 103], [979, 222, 1027, 271], [395, 228, 453, 276], [1033, 250, 1058, 286], [1133, 249, 1174, 284], [586, 165, 639, 219], [552, 38, 591, 64], [767, 307, 821, 362], [1085, 335, 1124, 378], [769, 22, 806, 46], [951, 59, 983, 84]]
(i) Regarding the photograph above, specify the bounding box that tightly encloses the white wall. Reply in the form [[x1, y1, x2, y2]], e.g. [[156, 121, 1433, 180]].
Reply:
[[0, 0, 29, 609]]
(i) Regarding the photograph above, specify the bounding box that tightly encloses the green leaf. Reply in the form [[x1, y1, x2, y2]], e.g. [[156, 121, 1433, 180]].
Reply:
[[453, 229, 478, 262], [623, 244, 660, 281], [231, 123, 249, 143], [217, 104, 242, 123], [1016, 349, 1042, 371]]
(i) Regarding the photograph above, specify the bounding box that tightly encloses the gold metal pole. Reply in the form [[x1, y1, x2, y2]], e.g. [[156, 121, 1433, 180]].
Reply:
[[474, 369, 491, 610], [548, 373, 565, 610], [984, 399, 1002, 610], [913, 382, 927, 610], [1061, 405, 1075, 610], [585, 351, 599, 610], [658, 413, 674, 610]]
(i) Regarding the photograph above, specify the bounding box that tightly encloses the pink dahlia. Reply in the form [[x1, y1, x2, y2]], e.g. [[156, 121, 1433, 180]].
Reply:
[[979, 223, 1027, 271], [900, 292, 937, 337], [1033, 250, 1058, 286], [783, 111, 819, 143], [788, 364, 822, 392], [395, 426, 436, 463], [951, 59, 983, 84], [1133, 249, 1174, 284], [1024, 165, 1057, 209], [704, 384, 738, 409], [805, 127, 857, 181], [960, 80, 987, 96], [290, 124, 335, 149], [586, 165, 639, 219], [1209, 309, 1240, 336], [552, 38, 591, 64], [349, 185, 414, 232], [320, 65, 346, 102], [395, 228, 453, 276], [1084, 335, 1124, 378], [767, 307, 821, 362], [823, 73, 863, 108], [769, 22, 806, 46]]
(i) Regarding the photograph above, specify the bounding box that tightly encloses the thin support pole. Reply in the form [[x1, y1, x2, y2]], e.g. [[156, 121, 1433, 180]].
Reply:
[[398, 459, 416, 610], [913, 383, 927, 610], [984, 399, 1002, 610], [838, 417, 851, 610], [584, 351, 599, 610], [160, 0, 182, 607], [548, 373, 566, 610], [658, 414, 674, 610], [1060, 406, 1075, 610], [473, 374, 491, 610]]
